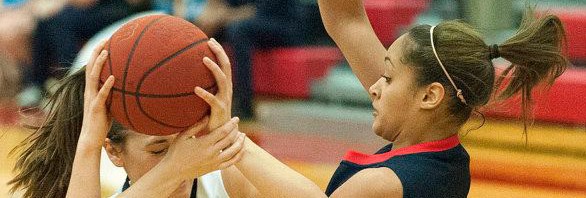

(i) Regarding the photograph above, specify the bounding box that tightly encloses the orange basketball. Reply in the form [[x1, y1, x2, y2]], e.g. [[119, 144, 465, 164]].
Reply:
[[100, 14, 217, 136]]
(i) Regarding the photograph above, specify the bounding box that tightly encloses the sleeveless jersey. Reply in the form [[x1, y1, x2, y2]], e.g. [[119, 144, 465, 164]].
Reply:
[[325, 135, 470, 198], [111, 170, 230, 198]]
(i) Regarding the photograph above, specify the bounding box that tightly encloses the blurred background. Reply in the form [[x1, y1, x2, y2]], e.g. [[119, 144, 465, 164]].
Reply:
[[1, 0, 586, 197]]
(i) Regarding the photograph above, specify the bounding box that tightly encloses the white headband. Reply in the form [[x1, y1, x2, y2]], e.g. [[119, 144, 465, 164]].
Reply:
[[429, 26, 467, 105]]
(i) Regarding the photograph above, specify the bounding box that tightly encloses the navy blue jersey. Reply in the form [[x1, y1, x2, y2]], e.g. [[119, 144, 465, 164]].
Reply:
[[325, 135, 470, 198]]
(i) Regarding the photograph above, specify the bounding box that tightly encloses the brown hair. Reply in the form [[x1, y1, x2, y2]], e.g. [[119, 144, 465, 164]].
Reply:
[[9, 67, 86, 198], [8, 66, 130, 197], [108, 121, 129, 145], [404, 8, 567, 129]]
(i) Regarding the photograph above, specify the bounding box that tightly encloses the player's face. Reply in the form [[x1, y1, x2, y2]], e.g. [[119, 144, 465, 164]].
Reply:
[[369, 34, 420, 141], [116, 131, 193, 197]]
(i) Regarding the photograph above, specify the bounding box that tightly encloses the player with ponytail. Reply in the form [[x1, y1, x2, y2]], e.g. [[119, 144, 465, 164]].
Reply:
[[201, 2, 569, 198]]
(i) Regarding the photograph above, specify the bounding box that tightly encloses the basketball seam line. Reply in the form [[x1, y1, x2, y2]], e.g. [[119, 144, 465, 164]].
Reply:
[[107, 83, 216, 98], [136, 38, 212, 129], [107, 39, 113, 78], [121, 15, 167, 131], [134, 85, 218, 129], [107, 39, 113, 114]]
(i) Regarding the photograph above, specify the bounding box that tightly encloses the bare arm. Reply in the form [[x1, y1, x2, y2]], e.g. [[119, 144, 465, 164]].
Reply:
[[66, 41, 114, 198], [331, 168, 403, 198], [235, 138, 327, 198], [221, 166, 261, 198], [67, 144, 103, 198], [115, 164, 184, 198], [195, 39, 324, 197], [318, 0, 387, 92]]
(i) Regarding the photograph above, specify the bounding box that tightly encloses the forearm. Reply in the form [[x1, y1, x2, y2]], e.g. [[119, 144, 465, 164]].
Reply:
[[66, 143, 102, 198], [235, 138, 326, 198], [318, 0, 366, 34], [318, 0, 386, 91], [116, 162, 184, 198]]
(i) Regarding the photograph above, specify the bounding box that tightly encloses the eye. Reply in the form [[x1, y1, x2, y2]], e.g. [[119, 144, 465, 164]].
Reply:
[[384, 57, 392, 66], [381, 75, 391, 83], [150, 148, 168, 155]]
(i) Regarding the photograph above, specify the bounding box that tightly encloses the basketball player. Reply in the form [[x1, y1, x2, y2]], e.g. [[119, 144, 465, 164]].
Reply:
[[190, 1, 569, 198], [9, 39, 259, 197]]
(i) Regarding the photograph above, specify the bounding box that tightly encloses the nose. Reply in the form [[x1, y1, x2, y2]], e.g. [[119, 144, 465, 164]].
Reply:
[[369, 81, 379, 100]]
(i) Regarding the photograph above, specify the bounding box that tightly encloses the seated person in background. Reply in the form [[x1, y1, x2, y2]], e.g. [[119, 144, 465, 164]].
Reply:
[[154, 0, 255, 39], [0, 56, 20, 107], [227, 0, 302, 120], [0, 0, 69, 84], [18, 0, 151, 107], [17, 0, 253, 107]]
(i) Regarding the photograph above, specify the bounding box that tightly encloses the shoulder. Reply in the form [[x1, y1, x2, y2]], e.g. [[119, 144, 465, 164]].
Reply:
[[330, 167, 403, 198]]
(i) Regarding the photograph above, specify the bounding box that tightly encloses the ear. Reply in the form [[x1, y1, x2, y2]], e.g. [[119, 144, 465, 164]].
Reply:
[[104, 139, 124, 167], [419, 82, 445, 110]]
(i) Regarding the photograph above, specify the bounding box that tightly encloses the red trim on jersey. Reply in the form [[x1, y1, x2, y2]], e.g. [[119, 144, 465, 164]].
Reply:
[[343, 135, 460, 165]]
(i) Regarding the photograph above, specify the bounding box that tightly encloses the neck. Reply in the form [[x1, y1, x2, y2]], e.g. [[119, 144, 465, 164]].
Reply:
[[390, 114, 461, 150]]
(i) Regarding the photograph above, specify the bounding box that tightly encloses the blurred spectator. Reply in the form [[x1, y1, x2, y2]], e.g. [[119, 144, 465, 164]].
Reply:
[[227, 0, 302, 119], [18, 0, 151, 107], [0, 6, 35, 67], [0, 55, 20, 104], [154, 0, 255, 39], [0, 55, 20, 124], [0, 0, 68, 70]]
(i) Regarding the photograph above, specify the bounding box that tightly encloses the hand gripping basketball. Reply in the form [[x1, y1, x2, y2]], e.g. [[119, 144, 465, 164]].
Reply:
[[165, 39, 245, 178], [190, 38, 246, 169], [79, 40, 116, 148], [194, 38, 234, 131]]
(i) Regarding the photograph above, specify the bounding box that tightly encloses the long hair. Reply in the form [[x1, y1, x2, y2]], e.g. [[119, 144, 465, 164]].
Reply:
[[9, 67, 86, 198]]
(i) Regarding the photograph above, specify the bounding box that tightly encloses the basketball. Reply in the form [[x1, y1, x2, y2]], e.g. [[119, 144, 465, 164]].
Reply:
[[100, 14, 217, 136]]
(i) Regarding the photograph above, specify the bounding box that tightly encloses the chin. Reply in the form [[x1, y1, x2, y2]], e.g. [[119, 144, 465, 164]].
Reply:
[[372, 124, 397, 142], [372, 123, 383, 137]]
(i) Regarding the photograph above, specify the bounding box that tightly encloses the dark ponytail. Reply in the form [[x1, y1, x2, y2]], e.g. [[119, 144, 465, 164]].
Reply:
[[495, 8, 568, 130], [9, 67, 87, 198]]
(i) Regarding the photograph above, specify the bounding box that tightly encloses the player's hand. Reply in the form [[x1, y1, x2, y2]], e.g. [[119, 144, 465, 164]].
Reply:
[[79, 40, 115, 149], [162, 116, 246, 180], [194, 38, 233, 131]]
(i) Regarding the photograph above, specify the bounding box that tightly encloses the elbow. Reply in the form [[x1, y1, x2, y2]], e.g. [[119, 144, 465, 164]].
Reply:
[[320, 19, 344, 41]]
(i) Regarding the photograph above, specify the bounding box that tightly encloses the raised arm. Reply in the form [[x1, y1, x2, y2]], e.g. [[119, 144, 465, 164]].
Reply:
[[199, 38, 326, 197], [235, 138, 326, 197], [318, 0, 387, 91], [67, 41, 115, 198]]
